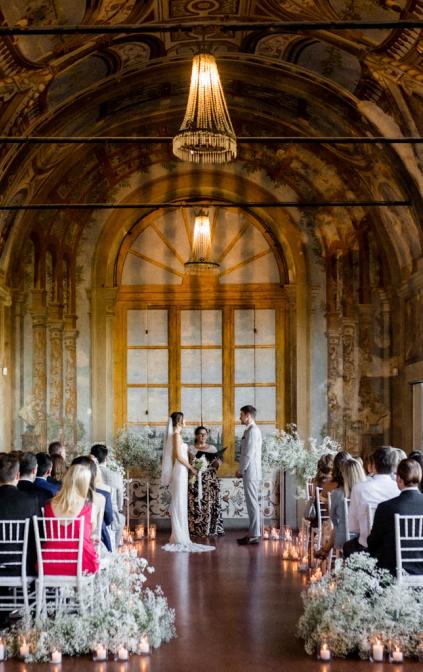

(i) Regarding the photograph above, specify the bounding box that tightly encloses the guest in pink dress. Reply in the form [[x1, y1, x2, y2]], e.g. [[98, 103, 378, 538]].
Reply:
[[41, 464, 99, 576]]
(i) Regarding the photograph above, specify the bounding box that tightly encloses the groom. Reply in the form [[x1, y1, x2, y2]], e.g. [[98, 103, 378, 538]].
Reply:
[[236, 405, 262, 546]]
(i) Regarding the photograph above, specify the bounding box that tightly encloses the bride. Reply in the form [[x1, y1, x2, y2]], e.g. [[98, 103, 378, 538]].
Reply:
[[161, 411, 215, 553]]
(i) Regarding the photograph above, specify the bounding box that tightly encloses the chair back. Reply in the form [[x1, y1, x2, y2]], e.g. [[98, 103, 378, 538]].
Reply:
[[0, 519, 30, 581], [394, 514, 423, 586], [343, 497, 351, 540], [316, 488, 331, 524], [33, 515, 84, 579], [306, 481, 314, 500]]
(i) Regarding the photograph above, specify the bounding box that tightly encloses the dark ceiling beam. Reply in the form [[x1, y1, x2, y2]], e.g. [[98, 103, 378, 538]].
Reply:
[[0, 201, 411, 210], [0, 136, 421, 144], [0, 20, 422, 35]]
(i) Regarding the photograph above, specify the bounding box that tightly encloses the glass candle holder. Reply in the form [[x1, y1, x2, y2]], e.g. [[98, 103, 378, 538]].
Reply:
[[417, 635, 423, 662], [138, 634, 150, 655], [93, 643, 108, 661], [263, 528, 270, 540], [318, 639, 331, 661], [116, 645, 129, 661], [50, 649, 62, 664], [19, 637, 30, 660], [149, 524, 157, 540], [370, 638, 384, 662], [0, 637, 7, 661], [389, 642, 404, 664], [135, 523, 145, 540]]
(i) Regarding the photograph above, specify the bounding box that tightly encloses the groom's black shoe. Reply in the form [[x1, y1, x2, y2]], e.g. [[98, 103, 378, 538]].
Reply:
[[237, 536, 260, 545]]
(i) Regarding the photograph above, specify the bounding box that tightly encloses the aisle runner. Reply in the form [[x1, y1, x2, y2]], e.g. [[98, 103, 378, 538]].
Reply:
[[128, 477, 279, 523]]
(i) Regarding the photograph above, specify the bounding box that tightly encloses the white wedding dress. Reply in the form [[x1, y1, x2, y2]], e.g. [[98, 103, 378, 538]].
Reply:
[[162, 441, 215, 553]]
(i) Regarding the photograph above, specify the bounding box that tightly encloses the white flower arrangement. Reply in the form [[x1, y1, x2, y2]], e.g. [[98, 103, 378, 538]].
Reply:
[[262, 424, 341, 496], [7, 551, 175, 662], [298, 553, 423, 659], [113, 427, 161, 480], [189, 455, 208, 485]]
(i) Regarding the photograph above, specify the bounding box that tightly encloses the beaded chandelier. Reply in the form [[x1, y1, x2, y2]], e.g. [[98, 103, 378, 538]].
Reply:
[[173, 52, 237, 165], [184, 211, 220, 274]]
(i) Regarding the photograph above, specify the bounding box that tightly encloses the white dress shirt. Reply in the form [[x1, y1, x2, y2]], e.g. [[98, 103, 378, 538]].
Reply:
[[348, 474, 400, 547]]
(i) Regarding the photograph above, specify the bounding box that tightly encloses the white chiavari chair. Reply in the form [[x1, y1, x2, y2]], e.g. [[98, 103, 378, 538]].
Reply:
[[0, 519, 36, 614], [33, 515, 95, 617], [394, 514, 423, 587]]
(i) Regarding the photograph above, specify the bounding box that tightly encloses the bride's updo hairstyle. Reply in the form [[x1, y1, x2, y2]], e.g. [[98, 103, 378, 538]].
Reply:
[[171, 411, 184, 428]]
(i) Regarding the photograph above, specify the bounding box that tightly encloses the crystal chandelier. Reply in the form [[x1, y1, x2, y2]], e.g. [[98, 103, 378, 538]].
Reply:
[[173, 52, 237, 165], [184, 211, 220, 274]]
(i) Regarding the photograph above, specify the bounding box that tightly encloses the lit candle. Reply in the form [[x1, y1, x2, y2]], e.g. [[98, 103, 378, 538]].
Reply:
[[138, 635, 150, 654], [391, 646, 403, 663], [282, 543, 290, 560], [149, 524, 157, 540], [117, 646, 129, 661], [20, 639, 30, 658], [94, 643, 107, 661], [285, 527, 292, 542], [372, 640, 384, 662], [51, 649, 62, 664], [0, 638, 5, 661], [263, 528, 270, 540], [136, 524, 145, 539], [319, 642, 331, 660]]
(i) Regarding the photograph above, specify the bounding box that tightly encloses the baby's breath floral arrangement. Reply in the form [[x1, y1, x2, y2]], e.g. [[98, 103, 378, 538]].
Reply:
[[113, 427, 161, 480], [262, 424, 341, 496], [7, 550, 175, 662], [298, 553, 423, 659]]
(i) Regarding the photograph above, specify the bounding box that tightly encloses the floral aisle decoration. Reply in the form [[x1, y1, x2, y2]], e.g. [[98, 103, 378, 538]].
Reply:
[[262, 424, 341, 496], [298, 553, 423, 660], [6, 550, 175, 662], [113, 428, 161, 480], [113, 428, 162, 531]]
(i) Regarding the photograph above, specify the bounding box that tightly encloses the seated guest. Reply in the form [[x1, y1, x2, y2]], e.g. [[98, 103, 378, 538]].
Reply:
[[313, 454, 335, 491], [17, 452, 50, 508], [386, 446, 407, 479], [344, 447, 400, 557], [330, 459, 366, 551], [72, 456, 113, 551], [368, 459, 423, 576], [409, 451, 423, 493], [42, 465, 99, 575], [91, 443, 125, 548], [48, 441, 66, 462], [0, 453, 38, 577], [35, 453, 60, 496], [50, 454, 67, 487], [327, 451, 352, 492]]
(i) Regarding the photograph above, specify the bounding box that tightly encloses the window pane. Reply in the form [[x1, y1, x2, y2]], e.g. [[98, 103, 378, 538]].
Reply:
[[255, 387, 276, 421], [235, 349, 254, 383], [181, 310, 201, 345], [127, 309, 168, 346], [234, 387, 256, 415], [182, 387, 222, 423], [255, 349, 275, 383], [234, 309, 254, 345], [181, 349, 201, 384], [201, 310, 222, 345], [181, 310, 222, 345], [127, 349, 168, 385], [127, 387, 168, 423], [255, 309, 275, 345]]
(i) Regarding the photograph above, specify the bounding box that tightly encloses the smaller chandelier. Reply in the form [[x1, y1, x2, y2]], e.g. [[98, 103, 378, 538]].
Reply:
[[184, 211, 220, 274], [173, 52, 237, 165]]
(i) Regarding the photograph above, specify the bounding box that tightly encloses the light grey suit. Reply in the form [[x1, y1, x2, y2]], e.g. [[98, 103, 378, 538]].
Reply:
[[99, 464, 125, 547], [239, 421, 262, 538]]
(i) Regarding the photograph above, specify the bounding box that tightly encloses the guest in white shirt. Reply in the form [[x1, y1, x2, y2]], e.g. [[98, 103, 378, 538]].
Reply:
[[343, 447, 400, 557]]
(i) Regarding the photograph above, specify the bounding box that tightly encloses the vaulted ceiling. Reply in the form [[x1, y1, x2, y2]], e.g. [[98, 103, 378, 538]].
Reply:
[[0, 0, 422, 289]]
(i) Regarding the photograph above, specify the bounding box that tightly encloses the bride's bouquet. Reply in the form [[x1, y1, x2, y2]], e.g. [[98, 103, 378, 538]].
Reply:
[[189, 455, 208, 485]]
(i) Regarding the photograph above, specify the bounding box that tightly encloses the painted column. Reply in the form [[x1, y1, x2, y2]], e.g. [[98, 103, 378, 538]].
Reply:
[[0, 284, 12, 451], [48, 305, 64, 436], [30, 288, 47, 449], [64, 314, 78, 447]]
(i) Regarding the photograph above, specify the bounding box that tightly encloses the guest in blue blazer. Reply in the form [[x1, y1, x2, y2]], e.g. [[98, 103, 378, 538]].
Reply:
[[34, 453, 60, 497]]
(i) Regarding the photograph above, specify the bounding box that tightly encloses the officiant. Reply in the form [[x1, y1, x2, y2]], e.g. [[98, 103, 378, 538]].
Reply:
[[188, 426, 225, 538]]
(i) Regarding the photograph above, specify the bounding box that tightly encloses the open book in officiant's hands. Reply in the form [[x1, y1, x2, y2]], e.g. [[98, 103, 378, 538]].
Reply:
[[212, 447, 227, 464]]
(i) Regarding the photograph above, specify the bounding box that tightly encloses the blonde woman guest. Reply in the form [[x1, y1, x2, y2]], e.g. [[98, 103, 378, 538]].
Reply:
[[72, 456, 113, 551], [42, 465, 100, 575], [330, 459, 366, 551]]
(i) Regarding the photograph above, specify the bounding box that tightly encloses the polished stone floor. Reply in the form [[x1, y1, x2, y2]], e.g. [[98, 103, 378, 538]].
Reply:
[[3, 531, 420, 671]]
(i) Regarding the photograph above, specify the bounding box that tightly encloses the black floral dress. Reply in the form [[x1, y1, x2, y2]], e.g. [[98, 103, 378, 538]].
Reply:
[[188, 449, 225, 537]]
